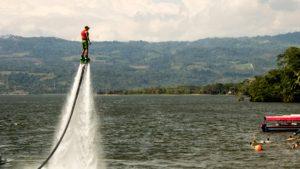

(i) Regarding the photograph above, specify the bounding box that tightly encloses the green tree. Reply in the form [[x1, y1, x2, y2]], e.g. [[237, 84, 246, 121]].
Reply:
[[244, 46, 300, 102], [277, 47, 300, 102]]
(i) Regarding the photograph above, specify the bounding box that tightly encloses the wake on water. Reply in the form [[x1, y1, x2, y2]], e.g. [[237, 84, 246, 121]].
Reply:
[[41, 64, 105, 169]]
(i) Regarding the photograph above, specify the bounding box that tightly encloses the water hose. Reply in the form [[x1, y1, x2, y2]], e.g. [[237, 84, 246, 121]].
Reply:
[[37, 64, 87, 169]]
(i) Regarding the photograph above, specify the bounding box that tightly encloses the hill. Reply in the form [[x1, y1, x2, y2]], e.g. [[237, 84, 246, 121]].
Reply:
[[0, 32, 300, 94]]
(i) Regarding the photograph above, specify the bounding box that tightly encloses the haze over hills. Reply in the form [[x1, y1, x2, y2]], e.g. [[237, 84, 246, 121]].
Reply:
[[1, 32, 300, 94]]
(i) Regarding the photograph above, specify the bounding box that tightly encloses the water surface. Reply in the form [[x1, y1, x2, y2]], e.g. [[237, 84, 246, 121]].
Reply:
[[0, 95, 300, 168]]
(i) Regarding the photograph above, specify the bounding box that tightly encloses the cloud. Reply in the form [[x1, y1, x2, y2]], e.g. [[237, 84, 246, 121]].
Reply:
[[260, 0, 300, 11], [0, 0, 300, 41]]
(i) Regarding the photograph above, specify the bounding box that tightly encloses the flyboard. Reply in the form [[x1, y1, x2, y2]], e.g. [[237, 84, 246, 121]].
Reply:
[[80, 57, 90, 64], [37, 58, 90, 169]]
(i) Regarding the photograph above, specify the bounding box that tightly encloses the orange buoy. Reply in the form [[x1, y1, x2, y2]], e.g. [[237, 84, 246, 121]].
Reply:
[[255, 145, 263, 151]]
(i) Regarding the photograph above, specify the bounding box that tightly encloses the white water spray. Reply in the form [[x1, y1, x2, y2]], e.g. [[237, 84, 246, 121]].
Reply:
[[45, 64, 106, 169]]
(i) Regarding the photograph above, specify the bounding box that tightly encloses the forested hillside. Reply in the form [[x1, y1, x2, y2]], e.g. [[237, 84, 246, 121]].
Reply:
[[1, 32, 300, 94], [241, 47, 300, 102]]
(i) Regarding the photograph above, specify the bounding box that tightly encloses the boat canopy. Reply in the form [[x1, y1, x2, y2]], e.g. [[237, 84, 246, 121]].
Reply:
[[265, 115, 300, 121]]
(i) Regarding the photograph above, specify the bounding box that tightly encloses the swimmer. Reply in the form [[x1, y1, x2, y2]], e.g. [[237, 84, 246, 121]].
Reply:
[[287, 135, 296, 141], [250, 139, 258, 147], [292, 142, 300, 149], [264, 138, 272, 144], [256, 138, 272, 144], [287, 134, 300, 141]]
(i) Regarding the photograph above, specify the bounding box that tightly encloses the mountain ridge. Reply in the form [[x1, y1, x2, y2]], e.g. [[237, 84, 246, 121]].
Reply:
[[0, 32, 300, 94]]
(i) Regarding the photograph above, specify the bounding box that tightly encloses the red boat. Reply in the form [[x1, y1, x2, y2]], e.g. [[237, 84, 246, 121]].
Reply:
[[261, 114, 300, 132]]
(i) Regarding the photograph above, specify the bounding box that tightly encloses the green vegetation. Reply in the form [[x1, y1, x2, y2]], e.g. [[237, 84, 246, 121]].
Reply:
[[239, 47, 300, 102], [1, 33, 300, 95], [98, 83, 239, 95], [100, 46, 300, 103]]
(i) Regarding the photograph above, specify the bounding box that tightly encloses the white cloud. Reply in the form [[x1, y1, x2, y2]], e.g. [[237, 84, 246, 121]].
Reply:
[[260, 0, 300, 11], [0, 0, 300, 41]]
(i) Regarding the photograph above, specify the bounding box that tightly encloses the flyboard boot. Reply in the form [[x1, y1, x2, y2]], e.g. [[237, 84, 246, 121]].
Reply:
[[80, 56, 85, 64], [85, 56, 90, 63]]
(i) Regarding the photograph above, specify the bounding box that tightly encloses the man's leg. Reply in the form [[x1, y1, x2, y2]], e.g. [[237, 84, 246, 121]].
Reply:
[[80, 49, 85, 64], [85, 48, 90, 63], [81, 49, 85, 57], [85, 48, 89, 58], [82, 40, 88, 57]]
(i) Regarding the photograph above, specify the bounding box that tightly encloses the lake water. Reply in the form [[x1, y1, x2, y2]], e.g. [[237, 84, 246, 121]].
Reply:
[[1, 95, 300, 169]]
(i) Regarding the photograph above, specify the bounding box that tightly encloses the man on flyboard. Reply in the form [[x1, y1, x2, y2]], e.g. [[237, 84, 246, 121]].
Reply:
[[80, 26, 91, 64]]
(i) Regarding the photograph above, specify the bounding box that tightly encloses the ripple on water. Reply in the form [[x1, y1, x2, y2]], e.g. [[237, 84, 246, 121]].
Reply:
[[1, 95, 300, 168]]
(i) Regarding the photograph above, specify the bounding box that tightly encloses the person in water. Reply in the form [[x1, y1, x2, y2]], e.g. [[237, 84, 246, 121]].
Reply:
[[250, 139, 258, 147], [81, 26, 91, 62], [292, 142, 300, 149], [264, 137, 271, 144], [250, 137, 271, 146]]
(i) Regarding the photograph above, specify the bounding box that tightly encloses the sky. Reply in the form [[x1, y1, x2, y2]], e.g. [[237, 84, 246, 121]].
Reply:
[[0, 0, 300, 42]]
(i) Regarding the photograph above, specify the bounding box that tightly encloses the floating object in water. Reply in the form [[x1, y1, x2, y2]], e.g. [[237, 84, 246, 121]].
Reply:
[[261, 114, 300, 132], [255, 145, 263, 151]]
